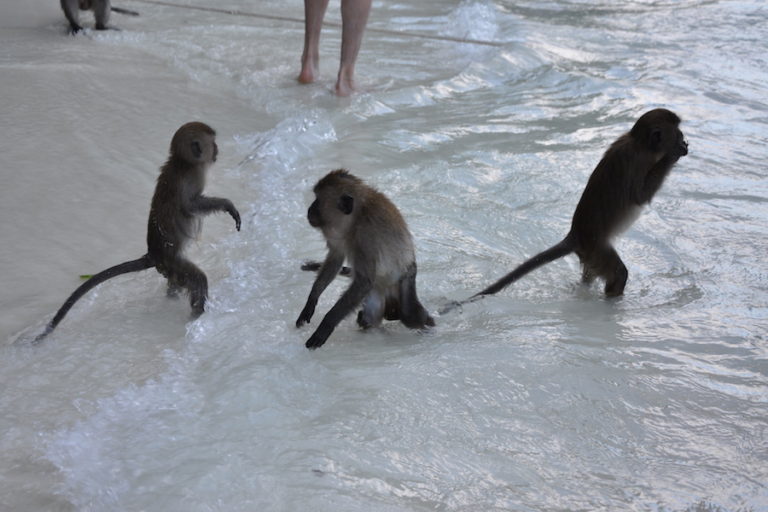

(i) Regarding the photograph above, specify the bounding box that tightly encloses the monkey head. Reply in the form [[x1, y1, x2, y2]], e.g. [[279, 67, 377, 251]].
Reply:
[[307, 169, 362, 234], [307, 193, 354, 228], [169, 122, 218, 167], [631, 108, 689, 162]]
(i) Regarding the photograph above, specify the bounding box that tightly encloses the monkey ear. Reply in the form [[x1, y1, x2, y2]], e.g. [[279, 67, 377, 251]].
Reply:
[[649, 128, 662, 151], [337, 194, 354, 215], [191, 141, 203, 159]]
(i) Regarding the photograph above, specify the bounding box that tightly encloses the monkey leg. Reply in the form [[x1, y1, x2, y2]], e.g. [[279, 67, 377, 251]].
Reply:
[[384, 288, 400, 321], [166, 281, 181, 299], [171, 259, 208, 317], [397, 265, 435, 329], [581, 265, 597, 285], [296, 251, 344, 327], [93, 0, 110, 29], [357, 290, 385, 329], [61, 0, 83, 32], [588, 245, 628, 297], [306, 277, 371, 349]]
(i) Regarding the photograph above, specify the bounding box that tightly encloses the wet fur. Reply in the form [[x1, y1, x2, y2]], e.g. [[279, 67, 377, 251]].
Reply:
[[461, 108, 688, 306], [61, 0, 111, 32], [296, 169, 434, 349], [35, 122, 240, 341]]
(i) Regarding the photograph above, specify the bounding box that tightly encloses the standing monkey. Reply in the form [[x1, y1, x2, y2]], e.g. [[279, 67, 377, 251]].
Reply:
[[296, 169, 434, 349], [446, 108, 688, 312], [35, 122, 240, 341], [60, 0, 139, 33], [61, 0, 111, 33]]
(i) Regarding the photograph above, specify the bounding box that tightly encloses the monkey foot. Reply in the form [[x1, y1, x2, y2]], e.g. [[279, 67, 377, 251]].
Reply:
[[356, 310, 378, 329]]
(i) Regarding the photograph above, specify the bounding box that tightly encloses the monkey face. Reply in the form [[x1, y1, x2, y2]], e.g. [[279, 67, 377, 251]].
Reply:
[[635, 109, 688, 162], [308, 200, 322, 227], [676, 130, 689, 157], [170, 122, 218, 166], [664, 127, 688, 162], [308, 170, 361, 239], [649, 125, 689, 163], [307, 192, 355, 231]]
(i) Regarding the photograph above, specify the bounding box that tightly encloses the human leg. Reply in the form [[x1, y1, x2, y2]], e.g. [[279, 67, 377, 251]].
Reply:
[[336, 0, 372, 95], [299, 0, 331, 84]]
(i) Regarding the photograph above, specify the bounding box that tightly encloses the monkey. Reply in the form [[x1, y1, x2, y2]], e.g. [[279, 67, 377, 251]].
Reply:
[[34, 122, 240, 342], [296, 169, 435, 349], [61, 0, 111, 32], [443, 108, 688, 313], [61, 0, 139, 33]]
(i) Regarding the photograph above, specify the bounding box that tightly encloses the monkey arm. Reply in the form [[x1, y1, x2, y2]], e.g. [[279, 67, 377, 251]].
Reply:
[[188, 196, 241, 231], [296, 251, 345, 327], [638, 157, 676, 204], [305, 275, 373, 349]]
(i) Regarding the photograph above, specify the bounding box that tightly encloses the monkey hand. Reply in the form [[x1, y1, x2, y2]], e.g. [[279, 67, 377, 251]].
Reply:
[[227, 204, 241, 231], [305, 330, 329, 350], [296, 303, 316, 327]]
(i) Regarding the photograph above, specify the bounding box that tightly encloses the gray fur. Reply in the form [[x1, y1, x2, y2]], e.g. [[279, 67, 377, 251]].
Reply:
[[61, 0, 111, 33], [297, 169, 434, 349]]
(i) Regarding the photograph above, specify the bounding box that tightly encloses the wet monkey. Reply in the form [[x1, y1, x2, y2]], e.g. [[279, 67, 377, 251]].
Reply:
[[296, 170, 435, 349], [61, 0, 109, 32], [35, 122, 240, 341], [446, 108, 688, 311], [61, 0, 139, 33]]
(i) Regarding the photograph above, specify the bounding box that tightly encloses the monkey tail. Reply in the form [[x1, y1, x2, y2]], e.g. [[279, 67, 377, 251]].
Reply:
[[438, 235, 575, 315], [111, 6, 140, 16], [473, 236, 574, 298], [35, 254, 154, 342]]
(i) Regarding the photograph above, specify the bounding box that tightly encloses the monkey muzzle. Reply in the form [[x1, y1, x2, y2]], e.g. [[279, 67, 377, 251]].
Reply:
[[308, 201, 322, 228]]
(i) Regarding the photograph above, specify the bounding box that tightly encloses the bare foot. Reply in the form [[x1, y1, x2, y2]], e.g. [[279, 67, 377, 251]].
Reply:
[[335, 66, 355, 96], [298, 53, 319, 84], [335, 80, 354, 96]]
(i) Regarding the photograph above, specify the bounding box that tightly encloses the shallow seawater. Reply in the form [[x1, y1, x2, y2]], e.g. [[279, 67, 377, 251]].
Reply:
[[1, 0, 766, 511]]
